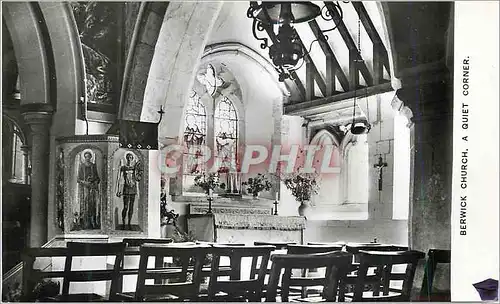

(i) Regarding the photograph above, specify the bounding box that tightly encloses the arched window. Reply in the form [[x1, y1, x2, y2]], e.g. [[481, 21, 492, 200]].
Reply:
[[180, 63, 243, 196], [214, 96, 238, 173], [182, 91, 207, 194]]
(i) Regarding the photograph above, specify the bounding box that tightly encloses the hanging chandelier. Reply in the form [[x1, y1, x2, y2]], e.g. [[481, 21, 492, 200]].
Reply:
[[247, 2, 343, 82]]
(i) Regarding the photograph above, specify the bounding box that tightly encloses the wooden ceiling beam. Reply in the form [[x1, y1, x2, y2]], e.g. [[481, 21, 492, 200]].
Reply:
[[296, 32, 327, 99], [284, 82, 393, 116], [324, 1, 373, 87], [308, 20, 349, 93]]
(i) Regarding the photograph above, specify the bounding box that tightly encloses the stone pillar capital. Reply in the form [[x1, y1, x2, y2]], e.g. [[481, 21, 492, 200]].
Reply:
[[22, 111, 53, 135]]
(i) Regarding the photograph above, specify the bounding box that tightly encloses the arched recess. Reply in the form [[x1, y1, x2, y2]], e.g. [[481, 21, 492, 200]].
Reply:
[[340, 132, 369, 218], [308, 129, 342, 219], [2, 2, 51, 105]]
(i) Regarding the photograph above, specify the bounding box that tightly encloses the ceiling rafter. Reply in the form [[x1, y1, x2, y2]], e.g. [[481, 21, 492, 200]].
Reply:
[[324, 1, 373, 87], [296, 30, 327, 99], [308, 19, 350, 93], [351, 1, 390, 84]]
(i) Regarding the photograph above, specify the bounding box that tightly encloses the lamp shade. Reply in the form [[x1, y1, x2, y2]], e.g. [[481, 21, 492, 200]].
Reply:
[[350, 121, 371, 135], [255, 2, 321, 24]]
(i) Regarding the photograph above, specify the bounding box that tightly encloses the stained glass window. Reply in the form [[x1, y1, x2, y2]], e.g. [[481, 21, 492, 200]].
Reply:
[[214, 97, 238, 175], [196, 64, 224, 96], [183, 91, 207, 189]]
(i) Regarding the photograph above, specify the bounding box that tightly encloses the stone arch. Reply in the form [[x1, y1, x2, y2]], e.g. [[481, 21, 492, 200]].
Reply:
[[2, 2, 51, 105], [201, 42, 290, 99], [309, 129, 341, 148], [39, 2, 86, 134], [140, 2, 224, 141], [374, 3, 401, 89], [3, 3, 85, 132]]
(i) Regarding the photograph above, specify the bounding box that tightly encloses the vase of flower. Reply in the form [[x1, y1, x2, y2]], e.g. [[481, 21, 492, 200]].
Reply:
[[242, 173, 273, 199], [282, 172, 319, 218], [298, 200, 310, 216]]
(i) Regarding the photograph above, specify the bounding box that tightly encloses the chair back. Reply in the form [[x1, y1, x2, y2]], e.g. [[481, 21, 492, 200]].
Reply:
[[61, 242, 126, 301], [353, 250, 425, 301], [119, 238, 174, 290], [208, 245, 275, 301], [420, 249, 451, 301], [287, 244, 344, 254], [254, 241, 295, 250], [266, 251, 353, 302], [122, 238, 173, 247], [286, 244, 345, 299], [135, 243, 210, 301], [346, 244, 408, 265]]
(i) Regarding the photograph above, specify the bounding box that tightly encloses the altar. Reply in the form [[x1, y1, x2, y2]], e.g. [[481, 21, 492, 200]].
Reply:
[[187, 211, 306, 245]]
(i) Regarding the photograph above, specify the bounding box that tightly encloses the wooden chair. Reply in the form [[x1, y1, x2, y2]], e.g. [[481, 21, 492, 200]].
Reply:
[[116, 238, 174, 297], [266, 251, 353, 302], [347, 250, 425, 302], [208, 244, 275, 301], [251, 241, 295, 279], [60, 241, 126, 302], [134, 243, 211, 301], [419, 249, 451, 301], [344, 244, 409, 292], [287, 244, 344, 299]]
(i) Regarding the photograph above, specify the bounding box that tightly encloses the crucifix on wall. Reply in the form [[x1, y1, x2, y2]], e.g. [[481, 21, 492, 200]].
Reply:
[[374, 155, 388, 191]]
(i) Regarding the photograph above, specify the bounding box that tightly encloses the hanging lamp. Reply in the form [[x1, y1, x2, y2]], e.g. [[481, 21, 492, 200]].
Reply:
[[247, 1, 344, 82]]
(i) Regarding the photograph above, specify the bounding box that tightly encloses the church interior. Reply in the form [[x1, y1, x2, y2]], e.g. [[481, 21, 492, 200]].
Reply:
[[2, 1, 454, 302]]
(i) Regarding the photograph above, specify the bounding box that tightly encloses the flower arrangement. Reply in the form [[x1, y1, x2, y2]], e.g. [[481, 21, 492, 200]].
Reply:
[[242, 173, 273, 198], [282, 172, 320, 203], [193, 171, 225, 194]]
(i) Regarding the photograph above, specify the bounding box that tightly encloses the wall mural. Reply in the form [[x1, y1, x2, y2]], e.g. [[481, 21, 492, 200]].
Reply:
[[112, 149, 144, 231], [71, 148, 103, 231], [71, 2, 123, 106]]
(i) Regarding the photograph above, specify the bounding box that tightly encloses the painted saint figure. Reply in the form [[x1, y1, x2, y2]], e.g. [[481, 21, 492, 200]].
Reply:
[[77, 150, 100, 229], [116, 152, 142, 230]]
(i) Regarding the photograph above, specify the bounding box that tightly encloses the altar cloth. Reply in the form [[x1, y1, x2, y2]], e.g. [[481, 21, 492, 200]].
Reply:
[[187, 214, 306, 244]]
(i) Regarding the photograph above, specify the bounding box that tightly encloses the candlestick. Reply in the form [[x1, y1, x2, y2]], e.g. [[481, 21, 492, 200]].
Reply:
[[273, 200, 279, 215]]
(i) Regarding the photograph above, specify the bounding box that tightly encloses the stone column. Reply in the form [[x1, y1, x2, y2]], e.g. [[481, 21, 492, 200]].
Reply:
[[397, 81, 453, 252], [22, 111, 52, 247], [20, 145, 30, 184]]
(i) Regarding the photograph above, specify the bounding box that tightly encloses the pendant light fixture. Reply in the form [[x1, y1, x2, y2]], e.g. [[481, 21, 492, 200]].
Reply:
[[247, 1, 344, 82], [348, 12, 370, 135]]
